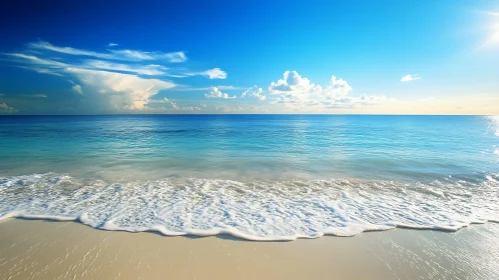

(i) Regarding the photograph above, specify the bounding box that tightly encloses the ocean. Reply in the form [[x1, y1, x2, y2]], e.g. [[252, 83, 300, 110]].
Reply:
[[0, 115, 498, 240]]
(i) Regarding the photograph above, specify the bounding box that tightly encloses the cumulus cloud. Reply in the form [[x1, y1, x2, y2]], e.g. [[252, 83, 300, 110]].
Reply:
[[66, 68, 175, 110], [401, 74, 420, 82], [241, 86, 266, 100], [267, 70, 385, 109], [269, 70, 318, 93], [205, 87, 237, 99], [6, 51, 176, 110], [0, 103, 16, 113]]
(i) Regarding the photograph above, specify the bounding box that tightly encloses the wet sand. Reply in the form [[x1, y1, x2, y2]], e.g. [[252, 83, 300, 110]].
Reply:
[[1, 219, 498, 280]]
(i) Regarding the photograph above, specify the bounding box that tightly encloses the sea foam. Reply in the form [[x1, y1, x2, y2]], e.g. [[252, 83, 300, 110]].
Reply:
[[1, 173, 498, 241]]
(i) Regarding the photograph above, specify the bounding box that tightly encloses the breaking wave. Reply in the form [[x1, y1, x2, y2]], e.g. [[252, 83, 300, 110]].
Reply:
[[1, 173, 498, 241]]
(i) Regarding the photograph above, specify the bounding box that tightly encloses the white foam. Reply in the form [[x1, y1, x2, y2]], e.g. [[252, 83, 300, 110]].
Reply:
[[0, 173, 498, 241]]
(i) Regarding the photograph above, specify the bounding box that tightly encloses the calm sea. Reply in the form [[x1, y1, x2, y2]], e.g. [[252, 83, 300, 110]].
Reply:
[[0, 115, 498, 240]]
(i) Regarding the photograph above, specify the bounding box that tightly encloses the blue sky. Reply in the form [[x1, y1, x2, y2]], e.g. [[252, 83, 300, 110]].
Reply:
[[0, 0, 498, 114]]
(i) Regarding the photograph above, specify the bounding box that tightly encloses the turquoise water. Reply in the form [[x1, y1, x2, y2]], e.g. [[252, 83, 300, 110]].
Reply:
[[1, 115, 498, 240]]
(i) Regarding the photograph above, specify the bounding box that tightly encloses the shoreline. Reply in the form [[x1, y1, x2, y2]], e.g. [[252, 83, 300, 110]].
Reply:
[[1, 218, 499, 279], [2, 213, 497, 241]]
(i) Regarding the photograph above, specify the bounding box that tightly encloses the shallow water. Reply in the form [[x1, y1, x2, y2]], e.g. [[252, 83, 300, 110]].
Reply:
[[0, 115, 498, 240]]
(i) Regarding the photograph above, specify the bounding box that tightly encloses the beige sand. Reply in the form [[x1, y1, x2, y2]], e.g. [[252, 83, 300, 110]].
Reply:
[[0, 219, 498, 280]]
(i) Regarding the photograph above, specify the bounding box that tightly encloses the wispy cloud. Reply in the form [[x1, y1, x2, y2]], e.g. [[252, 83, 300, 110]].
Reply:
[[18, 94, 48, 98], [6, 53, 69, 68], [27, 41, 187, 63], [28, 41, 115, 60], [400, 74, 420, 82], [6, 41, 225, 79], [108, 43, 119, 47], [108, 49, 187, 63], [2, 41, 231, 112], [181, 68, 228, 79], [82, 60, 167, 76]]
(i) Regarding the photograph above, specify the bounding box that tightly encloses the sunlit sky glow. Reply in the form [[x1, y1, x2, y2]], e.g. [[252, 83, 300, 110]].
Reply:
[[0, 1, 498, 115]]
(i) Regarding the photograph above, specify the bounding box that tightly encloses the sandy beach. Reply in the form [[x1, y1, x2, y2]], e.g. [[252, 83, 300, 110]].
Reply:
[[0, 219, 498, 280]]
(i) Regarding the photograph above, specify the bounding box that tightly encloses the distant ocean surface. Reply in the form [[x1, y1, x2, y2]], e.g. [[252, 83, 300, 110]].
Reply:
[[1, 115, 498, 240]]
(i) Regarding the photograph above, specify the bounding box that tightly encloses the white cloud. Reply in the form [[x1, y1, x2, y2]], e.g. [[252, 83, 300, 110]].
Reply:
[[66, 68, 175, 110], [267, 70, 386, 110], [0, 103, 16, 113], [108, 43, 119, 47], [108, 49, 187, 63], [18, 94, 47, 98], [6, 41, 225, 81], [205, 87, 237, 99], [82, 60, 167, 75], [72, 84, 83, 94], [198, 68, 227, 79], [241, 86, 266, 100], [18, 66, 64, 77], [28, 41, 187, 63], [400, 74, 420, 82], [2, 41, 235, 112], [5, 53, 177, 110], [28, 41, 115, 60], [6, 53, 69, 68], [268, 70, 317, 93], [320, 76, 352, 98]]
